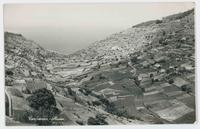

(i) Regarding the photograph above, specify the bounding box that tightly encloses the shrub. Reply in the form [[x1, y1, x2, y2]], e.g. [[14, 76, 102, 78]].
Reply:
[[79, 87, 92, 96], [76, 120, 84, 125], [181, 85, 192, 93], [131, 57, 138, 63], [99, 74, 106, 80], [155, 20, 162, 24], [6, 70, 14, 76], [92, 101, 102, 106], [115, 110, 128, 117], [159, 39, 163, 44], [26, 88, 60, 125], [128, 116, 143, 121], [162, 31, 166, 36], [67, 87, 75, 96], [99, 96, 109, 105], [27, 88, 56, 110], [181, 85, 187, 91], [5, 77, 14, 86], [186, 88, 192, 93], [105, 102, 127, 117], [87, 117, 98, 125], [158, 38, 168, 45], [168, 79, 174, 84], [83, 88, 92, 96], [166, 69, 171, 74], [87, 114, 108, 125]]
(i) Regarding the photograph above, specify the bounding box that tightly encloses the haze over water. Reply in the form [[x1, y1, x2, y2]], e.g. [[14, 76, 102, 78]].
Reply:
[[4, 3, 194, 55]]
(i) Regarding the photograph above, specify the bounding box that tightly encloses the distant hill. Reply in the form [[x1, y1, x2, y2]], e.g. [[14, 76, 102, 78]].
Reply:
[[67, 9, 194, 65]]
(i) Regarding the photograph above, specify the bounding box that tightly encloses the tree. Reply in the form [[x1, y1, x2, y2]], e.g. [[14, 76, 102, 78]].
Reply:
[[27, 88, 56, 110], [26, 88, 60, 125], [155, 20, 162, 24], [6, 70, 14, 76]]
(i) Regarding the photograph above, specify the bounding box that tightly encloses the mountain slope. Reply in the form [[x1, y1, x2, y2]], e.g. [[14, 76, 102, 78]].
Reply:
[[5, 8, 195, 125], [66, 8, 195, 123]]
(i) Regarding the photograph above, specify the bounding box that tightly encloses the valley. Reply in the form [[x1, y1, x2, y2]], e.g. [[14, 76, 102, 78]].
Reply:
[[5, 8, 195, 125]]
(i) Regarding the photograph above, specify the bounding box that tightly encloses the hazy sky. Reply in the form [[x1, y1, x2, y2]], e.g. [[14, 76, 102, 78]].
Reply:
[[4, 3, 194, 54]]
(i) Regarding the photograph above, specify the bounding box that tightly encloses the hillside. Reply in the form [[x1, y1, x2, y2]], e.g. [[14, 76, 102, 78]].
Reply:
[[5, 8, 195, 125], [5, 33, 145, 125]]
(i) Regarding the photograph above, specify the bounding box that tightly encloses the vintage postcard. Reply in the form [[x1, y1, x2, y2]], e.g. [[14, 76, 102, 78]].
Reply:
[[3, 1, 196, 126]]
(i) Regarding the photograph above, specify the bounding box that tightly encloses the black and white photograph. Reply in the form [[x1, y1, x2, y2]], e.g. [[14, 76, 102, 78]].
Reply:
[[1, 0, 199, 127]]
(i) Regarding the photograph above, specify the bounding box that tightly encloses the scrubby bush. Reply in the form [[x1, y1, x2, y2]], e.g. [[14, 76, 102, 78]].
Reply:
[[168, 79, 174, 84], [166, 69, 171, 74], [128, 116, 143, 121], [6, 70, 14, 76], [98, 96, 109, 105], [83, 87, 92, 96], [79, 87, 92, 96], [76, 120, 84, 125], [27, 88, 56, 110], [159, 39, 163, 44], [26, 88, 60, 125], [67, 87, 75, 96], [162, 31, 166, 36], [92, 101, 102, 106], [181, 85, 187, 91], [87, 114, 108, 125], [181, 85, 192, 93], [158, 38, 168, 45], [5, 77, 14, 86], [155, 20, 162, 24], [131, 57, 138, 63], [99, 74, 106, 80], [105, 102, 127, 117], [87, 117, 98, 125], [97, 96, 129, 117]]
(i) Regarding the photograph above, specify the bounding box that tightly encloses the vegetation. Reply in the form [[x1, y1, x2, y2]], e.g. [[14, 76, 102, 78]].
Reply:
[[168, 79, 174, 84], [181, 85, 192, 93], [106, 102, 126, 117], [87, 114, 108, 125], [76, 120, 84, 125], [92, 101, 102, 106], [67, 87, 76, 96], [26, 88, 60, 125], [155, 20, 162, 24], [6, 70, 14, 76], [79, 87, 92, 96], [5, 77, 14, 86]]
